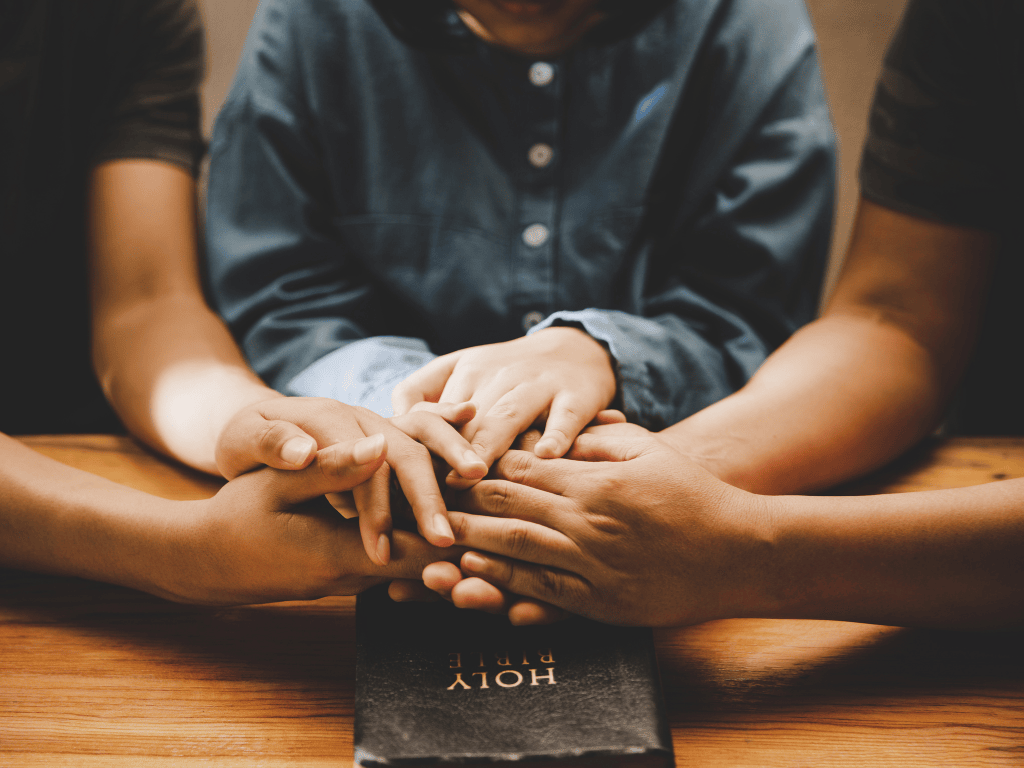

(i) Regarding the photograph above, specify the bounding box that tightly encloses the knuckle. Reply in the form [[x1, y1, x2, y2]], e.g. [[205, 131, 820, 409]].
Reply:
[[497, 451, 533, 485], [257, 421, 291, 455], [485, 482, 519, 515], [486, 399, 522, 423], [448, 512, 468, 541], [535, 568, 567, 601], [502, 520, 532, 558]]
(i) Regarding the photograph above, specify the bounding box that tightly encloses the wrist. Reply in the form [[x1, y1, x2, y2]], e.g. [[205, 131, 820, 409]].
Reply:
[[533, 325, 617, 401], [133, 498, 213, 603], [723, 490, 785, 620]]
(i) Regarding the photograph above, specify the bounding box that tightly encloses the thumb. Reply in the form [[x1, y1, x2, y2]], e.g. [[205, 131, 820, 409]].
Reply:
[[263, 434, 388, 505], [217, 414, 318, 479]]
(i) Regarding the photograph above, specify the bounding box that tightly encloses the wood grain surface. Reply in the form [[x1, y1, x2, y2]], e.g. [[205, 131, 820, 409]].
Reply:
[[2, 435, 1023, 766]]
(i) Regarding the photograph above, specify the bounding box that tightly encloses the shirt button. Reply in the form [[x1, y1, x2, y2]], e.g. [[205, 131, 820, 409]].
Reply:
[[528, 62, 554, 87], [522, 311, 545, 331], [522, 223, 549, 248], [528, 143, 554, 168]]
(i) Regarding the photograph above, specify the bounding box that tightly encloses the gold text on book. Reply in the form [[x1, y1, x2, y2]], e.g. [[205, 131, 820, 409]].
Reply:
[[447, 649, 556, 689]]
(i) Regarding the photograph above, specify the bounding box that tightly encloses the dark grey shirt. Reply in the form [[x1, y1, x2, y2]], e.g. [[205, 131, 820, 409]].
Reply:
[[207, 0, 835, 428], [0, 0, 205, 433], [861, 0, 1024, 433]]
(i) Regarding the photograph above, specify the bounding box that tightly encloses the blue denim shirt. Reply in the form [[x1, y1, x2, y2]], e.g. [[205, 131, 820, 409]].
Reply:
[[207, 0, 835, 428]]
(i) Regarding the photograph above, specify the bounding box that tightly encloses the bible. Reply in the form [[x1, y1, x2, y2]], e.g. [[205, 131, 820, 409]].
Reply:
[[354, 586, 675, 768]]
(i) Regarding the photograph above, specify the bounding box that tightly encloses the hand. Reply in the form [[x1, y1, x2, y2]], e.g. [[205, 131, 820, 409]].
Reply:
[[385, 413, 627, 622], [428, 431, 774, 626], [215, 396, 487, 563], [156, 437, 461, 606], [391, 327, 617, 483]]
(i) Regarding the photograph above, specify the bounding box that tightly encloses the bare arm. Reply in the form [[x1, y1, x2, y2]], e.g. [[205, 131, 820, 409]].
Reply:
[[88, 160, 282, 474], [661, 199, 998, 494], [436, 435, 1024, 629], [0, 431, 454, 604]]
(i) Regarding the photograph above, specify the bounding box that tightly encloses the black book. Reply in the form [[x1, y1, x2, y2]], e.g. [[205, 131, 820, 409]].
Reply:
[[354, 586, 675, 768]]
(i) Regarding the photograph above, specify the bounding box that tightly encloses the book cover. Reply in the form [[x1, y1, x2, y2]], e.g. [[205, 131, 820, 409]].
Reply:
[[354, 585, 675, 768]]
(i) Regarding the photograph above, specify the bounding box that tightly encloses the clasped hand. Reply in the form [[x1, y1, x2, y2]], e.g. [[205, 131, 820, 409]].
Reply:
[[214, 396, 487, 566], [421, 428, 775, 627]]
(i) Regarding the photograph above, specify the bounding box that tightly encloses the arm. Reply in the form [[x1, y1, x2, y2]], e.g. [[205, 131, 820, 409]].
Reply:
[[90, 162, 484, 556], [435, 434, 1024, 629], [89, 159, 289, 475], [661, 199, 998, 494], [0, 432, 454, 605]]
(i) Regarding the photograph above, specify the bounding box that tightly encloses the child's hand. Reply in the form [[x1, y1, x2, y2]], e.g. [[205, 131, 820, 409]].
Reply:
[[214, 397, 487, 564], [391, 327, 617, 485]]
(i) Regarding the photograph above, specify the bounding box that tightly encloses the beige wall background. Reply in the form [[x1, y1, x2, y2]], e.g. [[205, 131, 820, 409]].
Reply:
[[196, 0, 909, 297]]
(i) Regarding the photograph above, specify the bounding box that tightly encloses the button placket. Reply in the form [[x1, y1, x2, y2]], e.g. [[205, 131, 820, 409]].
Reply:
[[513, 60, 561, 332]]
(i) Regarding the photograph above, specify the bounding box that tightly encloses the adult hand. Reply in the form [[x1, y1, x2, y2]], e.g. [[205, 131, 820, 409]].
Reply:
[[391, 327, 617, 483], [428, 431, 774, 626], [215, 397, 487, 564], [157, 437, 461, 605]]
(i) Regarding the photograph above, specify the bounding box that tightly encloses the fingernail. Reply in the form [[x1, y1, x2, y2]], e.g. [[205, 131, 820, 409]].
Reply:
[[280, 437, 315, 466], [534, 438, 557, 457], [433, 513, 455, 545], [463, 552, 486, 572], [353, 434, 386, 464], [376, 534, 391, 566], [464, 450, 488, 472]]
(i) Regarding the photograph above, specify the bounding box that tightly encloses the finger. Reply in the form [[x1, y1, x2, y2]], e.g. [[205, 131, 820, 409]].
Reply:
[[467, 384, 555, 468], [449, 577, 514, 615], [447, 511, 580, 569], [325, 490, 358, 518], [385, 440, 456, 548], [508, 599, 569, 626], [218, 415, 318, 479], [353, 412, 455, 548], [534, 393, 596, 459], [388, 579, 441, 603], [391, 411, 488, 479], [392, 353, 462, 416], [489, 449, 580, 496], [408, 400, 478, 427], [591, 409, 627, 425], [460, 551, 590, 615], [421, 560, 463, 600], [261, 433, 387, 505], [512, 428, 543, 452], [376, 529, 464, 582], [355, 463, 393, 566], [564, 433, 647, 463]]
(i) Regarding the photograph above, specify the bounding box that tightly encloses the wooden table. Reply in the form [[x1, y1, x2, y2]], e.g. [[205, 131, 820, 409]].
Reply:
[[2, 436, 1024, 766]]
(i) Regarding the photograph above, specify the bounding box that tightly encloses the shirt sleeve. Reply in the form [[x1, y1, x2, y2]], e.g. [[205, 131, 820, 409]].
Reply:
[[859, 0, 1011, 231], [532, 46, 835, 430], [93, 0, 205, 176]]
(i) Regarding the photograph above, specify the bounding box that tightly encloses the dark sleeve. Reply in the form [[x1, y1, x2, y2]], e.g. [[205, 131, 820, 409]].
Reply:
[[93, 0, 205, 176], [859, 0, 1012, 230], [532, 42, 835, 429]]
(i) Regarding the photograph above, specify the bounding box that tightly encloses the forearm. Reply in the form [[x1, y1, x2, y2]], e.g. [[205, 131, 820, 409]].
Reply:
[[0, 434, 182, 596], [89, 160, 282, 474], [95, 292, 280, 474], [661, 312, 947, 494], [757, 478, 1024, 628]]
